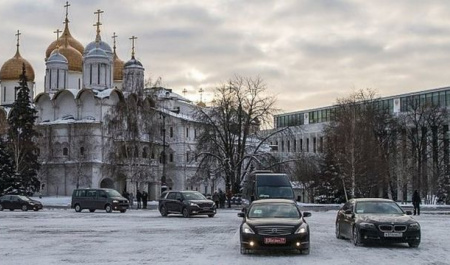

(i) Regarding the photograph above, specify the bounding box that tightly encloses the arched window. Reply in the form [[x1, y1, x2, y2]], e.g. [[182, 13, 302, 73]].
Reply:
[[63, 147, 68, 156], [80, 147, 85, 156]]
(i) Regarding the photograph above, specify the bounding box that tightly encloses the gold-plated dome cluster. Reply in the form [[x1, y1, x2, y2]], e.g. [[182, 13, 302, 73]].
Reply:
[[112, 32, 124, 81], [45, 27, 84, 59]]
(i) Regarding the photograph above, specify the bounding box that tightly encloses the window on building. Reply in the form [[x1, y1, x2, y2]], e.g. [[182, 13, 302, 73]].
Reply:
[[89, 64, 92, 85], [186, 127, 189, 138], [313, 137, 317, 153], [170, 127, 173, 138], [151, 152, 155, 159], [319, 137, 324, 153], [80, 147, 85, 156], [63, 147, 68, 156], [194, 129, 197, 138], [300, 139, 303, 151], [287, 140, 290, 152], [281, 141, 284, 152], [142, 147, 148, 158], [306, 138, 309, 152], [169, 153, 174, 162], [186, 152, 189, 162], [293, 139, 297, 152]]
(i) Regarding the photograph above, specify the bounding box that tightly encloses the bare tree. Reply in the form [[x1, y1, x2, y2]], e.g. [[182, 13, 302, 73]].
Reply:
[[194, 76, 282, 192]]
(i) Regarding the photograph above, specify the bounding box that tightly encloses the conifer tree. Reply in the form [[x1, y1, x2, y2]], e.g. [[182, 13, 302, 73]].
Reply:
[[0, 136, 15, 194], [7, 63, 40, 194]]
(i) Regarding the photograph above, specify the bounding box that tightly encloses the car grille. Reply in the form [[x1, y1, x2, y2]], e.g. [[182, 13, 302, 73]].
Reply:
[[378, 225, 407, 233], [255, 225, 295, 236], [198, 203, 213, 208]]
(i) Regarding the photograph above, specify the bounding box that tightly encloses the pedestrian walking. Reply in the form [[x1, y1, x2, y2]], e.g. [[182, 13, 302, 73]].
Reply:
[[136, 190, 142, 209], [226, 189, 232, 208], [129, 192, 134, 209], [212, 191, 220, 208], [142, 191, 148, 209], [412, 190, 421, 215], [218, 189, 226, 208]]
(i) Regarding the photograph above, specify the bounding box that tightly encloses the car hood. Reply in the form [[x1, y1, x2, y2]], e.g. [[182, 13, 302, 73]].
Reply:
[[357, 214, 415, 224], [111, 196, 127, 201], [189, 200, 215, 204], [246, 218, 303, 227]]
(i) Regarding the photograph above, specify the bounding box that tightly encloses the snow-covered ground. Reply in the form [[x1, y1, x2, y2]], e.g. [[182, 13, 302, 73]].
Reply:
[[1, 204, 449, 265]]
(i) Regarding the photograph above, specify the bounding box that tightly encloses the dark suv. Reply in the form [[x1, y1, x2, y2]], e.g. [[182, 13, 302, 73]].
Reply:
[[158, 190, 216, 218], [71, 188, 129, 213]]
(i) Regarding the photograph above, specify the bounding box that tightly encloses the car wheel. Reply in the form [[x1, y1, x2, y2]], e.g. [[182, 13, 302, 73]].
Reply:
[[21, 205, 28, 211], [74, 204, 82, 212], [208, 214, 215, 218], [182, 207, 190, 218], [160, 206, 168, 217], [33, 207, 39, 211], [89, 209, 95, 213], [240, 244, 249, 255], [120, 209, 127, 213], [335, 223, 343, 239], [352, 226, 362, 246], [0, 204, 3, 211], [105, 204, 112, 213]]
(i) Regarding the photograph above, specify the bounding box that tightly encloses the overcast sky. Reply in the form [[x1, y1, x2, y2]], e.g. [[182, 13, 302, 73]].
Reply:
[[1, 0, 450, 113]]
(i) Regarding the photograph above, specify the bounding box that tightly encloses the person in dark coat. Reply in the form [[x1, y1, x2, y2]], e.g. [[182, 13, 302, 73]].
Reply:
[[412, 190, 421, 216], [142, 191, 148, 209], [212, 191, 220, 208], [136, 190, 142, 209], [218, 189, 226, 209]]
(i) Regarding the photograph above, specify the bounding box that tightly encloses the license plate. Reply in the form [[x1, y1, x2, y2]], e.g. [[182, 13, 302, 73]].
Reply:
[[384, 232, 403, 237], [264, 237, 286, 244]]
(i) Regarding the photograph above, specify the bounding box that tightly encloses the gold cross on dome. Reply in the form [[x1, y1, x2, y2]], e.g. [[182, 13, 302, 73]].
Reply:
[[94, 9, 104, 41], [54, 29, 62, 48], [15, 30, 21, 48], [129, 35, 137, 58], [112, 32, 118, 51], [64, 1, 70, 21]]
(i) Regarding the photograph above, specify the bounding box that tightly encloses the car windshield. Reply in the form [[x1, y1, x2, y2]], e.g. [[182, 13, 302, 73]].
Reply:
[[182, 192, 206, 200], [248, 203, 300, 219], [257, 186, 293, 199], [355, 201, 404, 214], [105, 189, 122, 197], [18, 196, 31, 201]]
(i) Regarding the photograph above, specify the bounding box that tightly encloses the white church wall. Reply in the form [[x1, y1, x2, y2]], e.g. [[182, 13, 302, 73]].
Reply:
[[54, 91, 77, 120], [79, 90, 99, 120], [35, 95, 53, 122], [68, 72, 82, 90]]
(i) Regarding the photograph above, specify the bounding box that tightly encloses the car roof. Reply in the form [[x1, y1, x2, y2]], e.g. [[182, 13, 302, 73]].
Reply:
[[351, 198, 395, 203], [251, 199, 296, 204]]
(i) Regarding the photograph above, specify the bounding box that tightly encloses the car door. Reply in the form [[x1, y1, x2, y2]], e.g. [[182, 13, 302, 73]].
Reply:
[[174, 192, 183, 213], [165, 192, 177, 212], [11, 195, 21, 210], [2, 195, 12, 209], [97, 190, 108, 209], [340, 202, 354, 237]]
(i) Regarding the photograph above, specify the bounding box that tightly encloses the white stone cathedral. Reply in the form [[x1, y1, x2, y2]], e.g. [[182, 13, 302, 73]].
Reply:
[[0, 4, 218, 200]]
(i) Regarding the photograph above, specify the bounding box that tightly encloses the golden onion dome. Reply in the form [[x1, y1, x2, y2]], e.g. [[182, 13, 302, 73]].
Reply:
[[197, 101, 206, 107], [0, 50, 35, 81], [57, 44, 82, 72], [45, 25, 84, 59], [113, 52, 124, 81]]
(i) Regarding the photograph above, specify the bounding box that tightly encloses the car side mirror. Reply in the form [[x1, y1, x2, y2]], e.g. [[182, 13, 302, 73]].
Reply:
[[303, 212, 311, 218], [177, 198, 183, 202], [237, 212, 245, 218], [406, 210, 412, 215]]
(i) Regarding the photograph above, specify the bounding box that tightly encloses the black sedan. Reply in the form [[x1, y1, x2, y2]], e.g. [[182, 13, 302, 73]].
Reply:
[[0, 195, 43, 211], [335, 198, 421, 247], [158, 190, 216, 218], [238, 199, 311, 255]]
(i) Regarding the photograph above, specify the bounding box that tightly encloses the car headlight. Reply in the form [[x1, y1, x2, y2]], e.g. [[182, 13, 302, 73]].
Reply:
[[189, 202, 199, 207], [359, 222, 376, 229], [113, 200, 119, 203], [242, 223, 255, 234], [409, 223, 420, 231], [295, 223, 308, 234]]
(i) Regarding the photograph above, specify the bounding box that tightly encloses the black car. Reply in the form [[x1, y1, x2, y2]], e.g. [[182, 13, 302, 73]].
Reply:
[[335, 198, 421, 248], [0, 195, 43, 211], [238, 199, 311, 255], [158, 190, 216, 218]]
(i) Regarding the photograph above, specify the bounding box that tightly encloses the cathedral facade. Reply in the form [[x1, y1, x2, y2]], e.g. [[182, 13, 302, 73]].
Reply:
[[0, 4, 211, 200]]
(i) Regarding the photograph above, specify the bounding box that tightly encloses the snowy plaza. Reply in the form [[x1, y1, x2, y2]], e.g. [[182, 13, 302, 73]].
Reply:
[[1, 204, 449, 265]]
